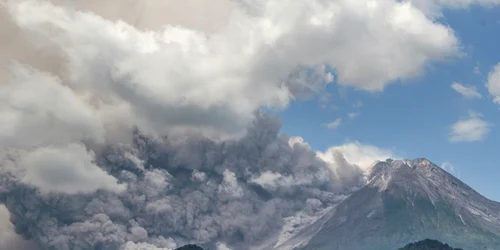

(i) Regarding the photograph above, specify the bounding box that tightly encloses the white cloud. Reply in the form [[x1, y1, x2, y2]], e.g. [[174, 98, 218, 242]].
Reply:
[[288, 136, 312, 150], [353, 101, 364, 108], [217, 242, 233, 250], [13, 143, 126, 194], [0, 64, 105, 148], [1, 0, 460, 139], [3, 0, 324, 138], [325, 118, 342, 130], [440, 161, 456, 174], [467, 109, 483, 117], [474, 64, 481, 74], [451, 82, 482, 99], [348, 113, 359, 119], [449, 111, 492, 142], [317, 142, 395, 185], [486, 63, 500, 105], [122, 242, 173, 250]]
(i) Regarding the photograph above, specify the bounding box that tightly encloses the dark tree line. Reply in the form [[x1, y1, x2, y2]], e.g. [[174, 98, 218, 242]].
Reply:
[[398, 239, 463, 250], [175, 239, 463, 250], [175, 244, 206, 250]]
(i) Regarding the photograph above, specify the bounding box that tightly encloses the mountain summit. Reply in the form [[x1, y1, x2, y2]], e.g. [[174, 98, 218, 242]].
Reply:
[[296, 158, 500, 250]]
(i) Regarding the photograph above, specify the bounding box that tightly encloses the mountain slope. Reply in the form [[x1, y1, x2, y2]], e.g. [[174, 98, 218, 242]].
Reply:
[[297, 158, 500, 250]]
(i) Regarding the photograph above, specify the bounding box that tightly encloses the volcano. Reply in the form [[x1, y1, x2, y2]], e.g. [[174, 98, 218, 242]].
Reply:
[[293, 158, 500, 250]]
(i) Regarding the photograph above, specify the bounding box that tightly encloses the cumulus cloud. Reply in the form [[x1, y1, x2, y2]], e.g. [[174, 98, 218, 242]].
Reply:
[[325, 118, 342, 130], [3, 0, 334, 139], [451, 82, 482, 99], [3, 0, 458, 98], [0, 0, 461, 141], [449, 111, 492, 142], [486, 63, 500, 105]]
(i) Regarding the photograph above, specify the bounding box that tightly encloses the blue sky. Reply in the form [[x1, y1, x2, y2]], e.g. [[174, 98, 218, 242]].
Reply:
[[279, 6, 500, 201]]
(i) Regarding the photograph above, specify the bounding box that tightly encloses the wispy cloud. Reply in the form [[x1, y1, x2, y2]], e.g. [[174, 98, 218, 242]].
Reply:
[[353, 101, 364, 108], [325, 118, 342, 130], [473, 64, 481, 74], [440, 161, 456, 174], [348, 113, 359, 119], [449, 111, 492, 142], [451, 82, 482, 99], [486, 63, 500, 105]]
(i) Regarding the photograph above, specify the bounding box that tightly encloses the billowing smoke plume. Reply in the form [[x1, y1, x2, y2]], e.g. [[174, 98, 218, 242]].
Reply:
[[0, 0, 468, 249], [0, 205, 37, 249], [0, 114, 390, 250]]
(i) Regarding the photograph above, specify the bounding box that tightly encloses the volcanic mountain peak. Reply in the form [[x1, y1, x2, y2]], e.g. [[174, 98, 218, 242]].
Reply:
[[368, 158, 466, 192], [368, 158, 500, 223], [296, 158, 500, 250], [370, 158, 440, 177]]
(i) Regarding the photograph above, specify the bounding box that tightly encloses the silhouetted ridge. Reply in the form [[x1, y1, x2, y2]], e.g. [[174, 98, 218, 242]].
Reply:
[[175, 244, 206, 250], [398, 239, 463, 250]]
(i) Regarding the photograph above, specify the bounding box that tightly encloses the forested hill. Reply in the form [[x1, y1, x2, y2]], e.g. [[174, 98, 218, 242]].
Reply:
[[175, 244, 206, 250], [398, 239, 464, 250]]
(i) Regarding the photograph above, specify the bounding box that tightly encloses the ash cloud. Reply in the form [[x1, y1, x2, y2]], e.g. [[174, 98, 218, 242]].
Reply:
[[0, 114, 380, 250], [0, 205, 38, 250]]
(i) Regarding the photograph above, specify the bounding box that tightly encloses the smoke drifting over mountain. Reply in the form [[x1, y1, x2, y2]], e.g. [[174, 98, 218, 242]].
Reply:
[[0, 0, 472, 249], [0, 114, 390, 250]]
